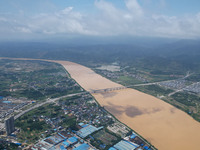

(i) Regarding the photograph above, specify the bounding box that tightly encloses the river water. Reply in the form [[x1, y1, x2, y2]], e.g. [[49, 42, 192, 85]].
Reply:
[[57, 60, 200, 150]]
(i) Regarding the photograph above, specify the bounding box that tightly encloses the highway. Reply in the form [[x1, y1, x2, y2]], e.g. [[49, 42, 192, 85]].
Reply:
[[0, 86, 129, 131], [168, 81, 200, 97], [0, 92, 88, 131], [14, 92, 88, 120], [0, 86, 128, 131]]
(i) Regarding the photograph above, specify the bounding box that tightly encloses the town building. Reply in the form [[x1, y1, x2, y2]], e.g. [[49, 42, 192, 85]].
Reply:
[[5, 116, 15, 136]]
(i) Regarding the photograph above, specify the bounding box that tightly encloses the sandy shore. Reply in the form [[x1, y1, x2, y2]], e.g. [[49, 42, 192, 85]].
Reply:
[[1, 57, 200, 150]]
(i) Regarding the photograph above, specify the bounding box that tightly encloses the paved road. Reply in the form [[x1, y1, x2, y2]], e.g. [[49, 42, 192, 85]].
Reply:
[[88, 73, 192, 94], [0, 92, 87, 131], [14, 92, 88, 120], [168, 81, 200, 97], [168, 89, 183, 97], [128, 73, 192, 88]]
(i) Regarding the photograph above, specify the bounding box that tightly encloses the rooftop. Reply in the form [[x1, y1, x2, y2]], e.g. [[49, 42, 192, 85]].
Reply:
[[73, 143, 92, 150], [67, 137, 78, 144], [76, 125, 103, 138], [113, 140, 139, 150]]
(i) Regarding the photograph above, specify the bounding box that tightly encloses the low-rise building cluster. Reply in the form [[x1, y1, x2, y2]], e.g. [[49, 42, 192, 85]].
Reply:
[[107, 122, 130, 138], [109, 132, 153, 150], [96, 69, 149, 83], [183, 82, 200, 94], [30, 131, 95, 150], [159, 79, 187, 89], [60, 94, 114, 127], [0, 96, 30, 121]]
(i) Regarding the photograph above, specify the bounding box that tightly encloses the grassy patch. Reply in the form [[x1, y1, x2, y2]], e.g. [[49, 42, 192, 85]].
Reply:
[[171, 92, 199, 106], [90, 129, 120, 150], [15, 103, 62, 143], [0, 59, 82, 100], [133, 84, 174, 97], [115, 76, 143, 85]]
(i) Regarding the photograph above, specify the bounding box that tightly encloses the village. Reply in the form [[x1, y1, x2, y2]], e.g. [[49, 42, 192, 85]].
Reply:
[[25, 93, 153, 150]]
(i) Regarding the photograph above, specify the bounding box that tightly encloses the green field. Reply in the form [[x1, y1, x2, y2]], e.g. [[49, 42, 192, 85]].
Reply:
[[0, 59, 82, 100], [15, 103, 77, 144], [133, 84, 174, 97], [90, 129, 120, 150], [114, 76, 143, 86]]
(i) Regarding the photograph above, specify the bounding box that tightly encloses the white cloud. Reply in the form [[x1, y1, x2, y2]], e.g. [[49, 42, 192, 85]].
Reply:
[[0, 0, 200, 39], [26, 7, 94, 35], [0, 17, 7, 22], [60, 7, 73, 15], [196, 12, 200, 22], [125, 0, 144, 17], [15, 27, 32, 33]]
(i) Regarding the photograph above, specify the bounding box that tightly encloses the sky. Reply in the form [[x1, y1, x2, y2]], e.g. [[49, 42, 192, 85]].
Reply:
[[0, 0, 200, 41]]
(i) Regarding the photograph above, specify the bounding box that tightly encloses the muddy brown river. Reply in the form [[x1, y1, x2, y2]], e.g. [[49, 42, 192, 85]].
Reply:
[[1, 57, 200, 150]]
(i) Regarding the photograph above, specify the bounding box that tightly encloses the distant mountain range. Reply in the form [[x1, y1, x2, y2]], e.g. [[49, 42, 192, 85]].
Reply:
[[0, 38, 200, 75]]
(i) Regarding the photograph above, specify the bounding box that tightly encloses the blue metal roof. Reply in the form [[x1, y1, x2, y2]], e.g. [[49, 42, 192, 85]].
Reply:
[[130, 134, 136, 139], [114, 140, 138, 150], [82, 124, 89, 128], [68, 137, 78, 144], [109, 147, 117, 150], [2, 101, 11, 104], [73, 143, 90, 150], [58, 133, 67, 139], [130, 133, 137, 139], [76, 125, 103, 138], [78, 122, 84, 126], [60, 145, 66, 150], [62, 141, 70, 147]]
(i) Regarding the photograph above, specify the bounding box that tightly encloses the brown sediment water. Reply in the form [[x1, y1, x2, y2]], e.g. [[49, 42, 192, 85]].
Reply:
[[56, 60, 200, 150], [1, 57, 200, 150]]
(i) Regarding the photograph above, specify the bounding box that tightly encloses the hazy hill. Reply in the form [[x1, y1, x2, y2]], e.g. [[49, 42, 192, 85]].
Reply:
[[0, 38, 200, 75]]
